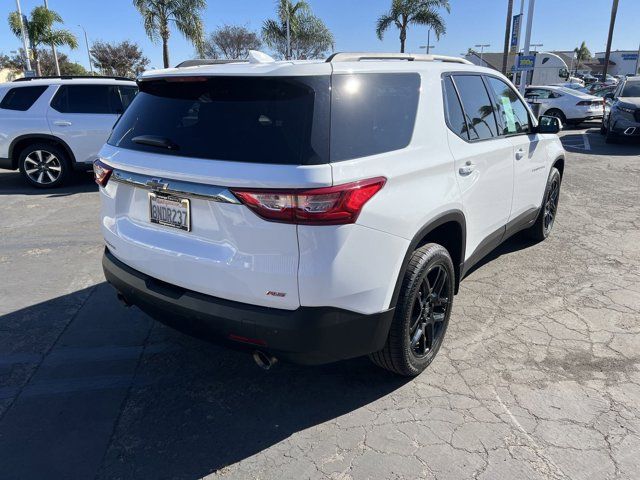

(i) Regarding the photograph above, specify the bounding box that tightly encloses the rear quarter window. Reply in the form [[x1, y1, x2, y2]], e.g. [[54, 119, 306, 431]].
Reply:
[[0, 85, 48, 111], [330, 73, 421, 161]]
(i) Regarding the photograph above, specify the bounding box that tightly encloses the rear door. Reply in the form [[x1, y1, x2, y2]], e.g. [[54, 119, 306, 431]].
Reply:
[[444, 74, 514, 260], [47, 84, 122, 164], [485, 76, 548, 221], [100, 74, 332, 310]]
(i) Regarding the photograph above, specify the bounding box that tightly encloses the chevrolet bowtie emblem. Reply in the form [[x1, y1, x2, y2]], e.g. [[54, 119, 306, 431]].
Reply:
[[146, 178, 168, 190]]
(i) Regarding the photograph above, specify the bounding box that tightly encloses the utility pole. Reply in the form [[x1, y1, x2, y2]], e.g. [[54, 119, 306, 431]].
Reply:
[[286, 8, 291, 60], [519, 0, 536, 93], [43, 0, 60, 75], [78, 24, 93, 75], [602, 0, 619, 79], [502, 0, 514, 75], [426, 29, 431, 54], [15, 0, 32, 73], [475, 44, 490, 63]]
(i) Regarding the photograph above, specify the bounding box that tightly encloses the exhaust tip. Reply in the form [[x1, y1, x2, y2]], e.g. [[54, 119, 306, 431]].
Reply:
[[253, 350, 277, 370], [116, 291, 132, 308]]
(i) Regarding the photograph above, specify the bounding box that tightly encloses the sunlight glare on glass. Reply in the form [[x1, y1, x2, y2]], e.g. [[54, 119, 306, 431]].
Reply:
[[344, 77, 361, 95]]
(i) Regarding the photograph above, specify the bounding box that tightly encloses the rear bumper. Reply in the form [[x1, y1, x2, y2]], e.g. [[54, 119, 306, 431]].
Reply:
[[102, 248, 394, 365]]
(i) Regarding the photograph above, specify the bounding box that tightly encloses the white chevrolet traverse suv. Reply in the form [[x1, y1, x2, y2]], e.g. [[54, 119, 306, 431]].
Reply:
[[96, 52, 565, 376], [0, 76, 137, 188]]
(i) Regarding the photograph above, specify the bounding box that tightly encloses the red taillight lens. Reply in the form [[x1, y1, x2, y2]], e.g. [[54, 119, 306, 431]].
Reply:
[[231, 177, 386, 225], [576, 100, 597, 106], [93, 159, 113, 187]]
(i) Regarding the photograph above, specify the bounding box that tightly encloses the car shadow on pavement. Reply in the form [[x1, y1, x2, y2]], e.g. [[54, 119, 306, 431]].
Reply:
[[0, 170, 96, 196], [560, 131, 640, 156], [0, 283, 410, 479], [464, 231, 539, 278]]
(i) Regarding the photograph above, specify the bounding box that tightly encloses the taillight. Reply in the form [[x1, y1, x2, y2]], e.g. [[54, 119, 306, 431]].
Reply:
[[93, 159, 113, 187], [576, 100, 597, 106], [231, 177, 386, 225]]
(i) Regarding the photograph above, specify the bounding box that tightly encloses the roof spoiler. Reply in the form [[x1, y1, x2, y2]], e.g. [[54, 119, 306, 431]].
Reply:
[[326, 52, 472, 65]]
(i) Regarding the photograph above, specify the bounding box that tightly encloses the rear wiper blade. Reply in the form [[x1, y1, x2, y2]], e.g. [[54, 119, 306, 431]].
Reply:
[[131, 135, 179, 151]]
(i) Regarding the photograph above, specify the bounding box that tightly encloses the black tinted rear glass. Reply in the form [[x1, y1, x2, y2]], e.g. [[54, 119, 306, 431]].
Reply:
[[452, 75, 499, 141], [330, 73, 420, 161], [109, 76, 330, 165], [0, 86, 48, 111], [443, 76, 468, 140]]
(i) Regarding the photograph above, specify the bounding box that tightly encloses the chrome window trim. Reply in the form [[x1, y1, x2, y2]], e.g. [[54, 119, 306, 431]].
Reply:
[[110, 168, 241, 204]]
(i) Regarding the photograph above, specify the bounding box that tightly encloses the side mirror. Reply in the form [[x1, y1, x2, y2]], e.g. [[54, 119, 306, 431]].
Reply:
[[537, 115, 561, 134]]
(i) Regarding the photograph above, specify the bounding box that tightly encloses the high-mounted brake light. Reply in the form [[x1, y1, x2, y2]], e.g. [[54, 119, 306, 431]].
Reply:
[[93, 159, 113, 187], [231, 177, 386, 225]]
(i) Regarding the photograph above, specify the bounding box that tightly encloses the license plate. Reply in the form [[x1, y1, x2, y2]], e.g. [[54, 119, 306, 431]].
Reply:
[[149, 192, 190, 231]]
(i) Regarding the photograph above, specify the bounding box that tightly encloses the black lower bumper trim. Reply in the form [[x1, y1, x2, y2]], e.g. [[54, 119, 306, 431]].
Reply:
[[102, 248, 394, 365], [0, 157, 15, 170]]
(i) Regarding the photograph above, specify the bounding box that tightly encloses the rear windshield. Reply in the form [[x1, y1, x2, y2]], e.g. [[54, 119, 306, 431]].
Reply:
[[108, 73, 420, 164], [109, 76, 330, 165]]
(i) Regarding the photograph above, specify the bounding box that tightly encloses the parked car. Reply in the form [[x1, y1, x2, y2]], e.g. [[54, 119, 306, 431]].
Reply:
[[0, 76, 138, 188], [553, 82, 587, 91], [593, 73, 618, 85], [590, 84, 616, 99], [95, 52, 565, 376], [524, 85, 604, 125], [601, 75, 640, 143], [581, 74, 598, 84]]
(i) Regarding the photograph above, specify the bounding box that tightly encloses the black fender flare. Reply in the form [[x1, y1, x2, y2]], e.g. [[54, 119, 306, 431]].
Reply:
[[389, 210, 466, 309], [8, 134, 77, 169]]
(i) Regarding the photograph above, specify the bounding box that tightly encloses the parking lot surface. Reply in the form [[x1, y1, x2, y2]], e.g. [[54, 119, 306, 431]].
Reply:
[[1, 125, 639, 480]]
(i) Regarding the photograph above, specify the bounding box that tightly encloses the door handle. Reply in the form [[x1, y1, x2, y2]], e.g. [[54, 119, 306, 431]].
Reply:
[[515, 149, 525, 160], [458, 161, 476, 176], [54, 121, 72, 127]]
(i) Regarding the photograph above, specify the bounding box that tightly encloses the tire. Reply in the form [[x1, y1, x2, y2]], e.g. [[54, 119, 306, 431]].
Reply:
[[370, 243, 455, 377], [544, 109, 567, 125], [18, 143, 70, 188], [527, 167, 561, 242]]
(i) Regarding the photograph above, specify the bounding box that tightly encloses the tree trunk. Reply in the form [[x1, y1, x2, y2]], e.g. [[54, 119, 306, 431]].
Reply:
[[400, 28, 406, 53], [33, 49, 42, 76], [162, 34, 170, 68]]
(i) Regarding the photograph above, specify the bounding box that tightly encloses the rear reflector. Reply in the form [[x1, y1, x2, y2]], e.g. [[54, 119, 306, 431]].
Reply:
[[231, 177, 386, 225], [93, 159, 113, 187]]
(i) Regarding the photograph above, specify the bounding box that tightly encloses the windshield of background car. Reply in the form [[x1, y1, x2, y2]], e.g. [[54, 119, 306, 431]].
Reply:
[[622, 82, 640, 97]]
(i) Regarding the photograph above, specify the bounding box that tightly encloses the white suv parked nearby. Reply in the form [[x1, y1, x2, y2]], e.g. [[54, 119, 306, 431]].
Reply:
[[0, 76, 137, 188], [96, 52, 565, 376]]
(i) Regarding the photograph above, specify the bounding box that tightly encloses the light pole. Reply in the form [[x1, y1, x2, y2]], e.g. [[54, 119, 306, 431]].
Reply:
[[635, 41, 640, 75], [530, 43, 543, 52], [475, 44, 490, 63], [14, 0, 32, 73], [502, 0, 513, 75], [78, 24, 93, 75], [43, 0, 60, 75], [518, 0, 536, 93], [285, 8, 291, 60], [602, 0, 619, 79]]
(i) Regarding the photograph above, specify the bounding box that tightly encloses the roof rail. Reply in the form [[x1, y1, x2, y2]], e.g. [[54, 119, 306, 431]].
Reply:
[[326, 52, 472, 65], [175, 59, 248, 68], [13, 75, 133, 82]]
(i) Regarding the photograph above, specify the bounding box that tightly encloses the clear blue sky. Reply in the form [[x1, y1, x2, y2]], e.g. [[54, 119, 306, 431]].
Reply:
[[2, 0, 639, 70]]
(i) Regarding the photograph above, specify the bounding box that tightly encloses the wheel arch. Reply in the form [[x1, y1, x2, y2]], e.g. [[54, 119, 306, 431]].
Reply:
[[389, 210, 466, 309], [9, 134, 76, 169], [552, 156, 565, 178]]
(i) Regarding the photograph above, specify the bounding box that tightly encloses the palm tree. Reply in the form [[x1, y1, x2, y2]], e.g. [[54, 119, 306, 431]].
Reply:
[[376, 0, 450, 53], [573, 41, 591, 74], [262, 0, 334, 60], [8, 6, 77, 76], [133, 0, 206, 68]]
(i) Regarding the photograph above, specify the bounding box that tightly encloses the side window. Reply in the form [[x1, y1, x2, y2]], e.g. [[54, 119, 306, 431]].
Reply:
[[443, 76, 468, 140], [330, 73, 420, 161], [485, 77, 531, 135], [526, 88, 551, 100], [452, 75, 498, 141], [0, 86, 48, 111], [118, 86, 138, 110], [51, 85, 120, 114]]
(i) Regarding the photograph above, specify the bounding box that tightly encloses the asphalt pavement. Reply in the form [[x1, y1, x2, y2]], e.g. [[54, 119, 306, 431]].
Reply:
[[0, 125, 639, 480]]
